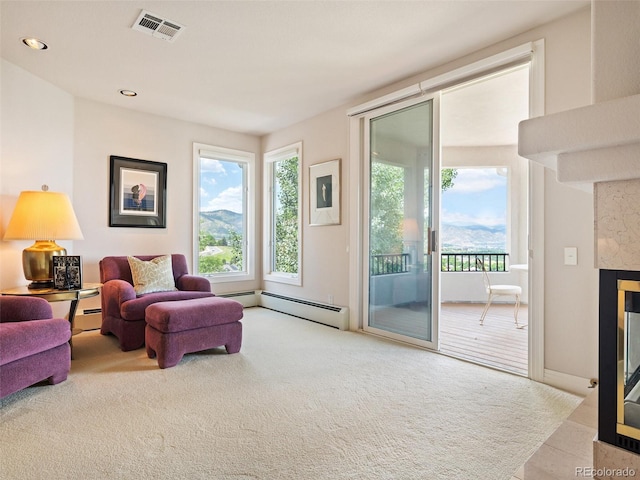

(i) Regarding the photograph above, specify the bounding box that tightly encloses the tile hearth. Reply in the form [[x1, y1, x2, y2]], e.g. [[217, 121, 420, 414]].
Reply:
[[512, 389, 597, 480]]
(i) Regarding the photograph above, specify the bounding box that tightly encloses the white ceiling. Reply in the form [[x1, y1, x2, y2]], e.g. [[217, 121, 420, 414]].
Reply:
[[441, 65, 531, 147], [0, 1, 588, 138]]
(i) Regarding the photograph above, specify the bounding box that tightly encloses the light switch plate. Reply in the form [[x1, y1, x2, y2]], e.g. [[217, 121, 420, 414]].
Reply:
[[564, 247, 578, 265]]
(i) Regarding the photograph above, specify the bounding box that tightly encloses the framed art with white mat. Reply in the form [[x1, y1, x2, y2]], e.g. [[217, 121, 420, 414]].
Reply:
[[309, 159, 340, 226]]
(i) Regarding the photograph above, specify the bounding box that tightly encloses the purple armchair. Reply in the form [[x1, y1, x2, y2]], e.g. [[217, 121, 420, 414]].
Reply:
[[0, 296, 71, 399], [99, 254, 214, 351]]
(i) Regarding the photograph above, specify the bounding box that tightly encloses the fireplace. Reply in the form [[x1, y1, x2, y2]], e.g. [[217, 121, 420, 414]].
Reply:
[[599, 269, 640, 454], [516, 2, 640, 475]]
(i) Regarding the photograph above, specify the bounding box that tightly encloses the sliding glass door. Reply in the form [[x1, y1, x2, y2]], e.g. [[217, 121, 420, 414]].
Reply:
[[364, 96, 440, 349]]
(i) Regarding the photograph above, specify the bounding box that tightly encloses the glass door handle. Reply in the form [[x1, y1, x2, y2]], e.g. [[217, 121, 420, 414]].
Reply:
[[427, 229, 438, 255]]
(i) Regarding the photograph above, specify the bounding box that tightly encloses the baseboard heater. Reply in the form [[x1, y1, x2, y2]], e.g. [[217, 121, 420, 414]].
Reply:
[[259, 291, 349, 330], [74, 308, 102, 331], [218, 291, 259, 308]]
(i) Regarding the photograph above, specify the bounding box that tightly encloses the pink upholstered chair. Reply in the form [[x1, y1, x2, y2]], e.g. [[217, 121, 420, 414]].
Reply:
[[0, 296, 71, 399], [99, 254, 214, 351]]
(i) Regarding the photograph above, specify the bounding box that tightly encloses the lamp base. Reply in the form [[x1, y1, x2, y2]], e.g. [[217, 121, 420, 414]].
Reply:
[[22, 240, 67, 288], [27, 279, 55, 290]]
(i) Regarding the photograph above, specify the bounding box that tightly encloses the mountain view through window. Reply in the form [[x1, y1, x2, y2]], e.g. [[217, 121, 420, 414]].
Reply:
[[440, 167, 507, 253]]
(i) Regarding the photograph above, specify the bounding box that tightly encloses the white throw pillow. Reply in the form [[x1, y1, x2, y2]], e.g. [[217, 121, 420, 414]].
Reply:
[[127, 255, 177, 295]]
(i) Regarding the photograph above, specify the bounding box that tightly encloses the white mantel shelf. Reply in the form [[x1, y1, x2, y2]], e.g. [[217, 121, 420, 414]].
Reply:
[[518, 93, 640, 187]]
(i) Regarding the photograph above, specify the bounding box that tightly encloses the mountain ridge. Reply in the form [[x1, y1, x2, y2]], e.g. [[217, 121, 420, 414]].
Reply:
[[441, 223, 506, 252], [200, 210, 506, 253], [200, 209, 242, 239]]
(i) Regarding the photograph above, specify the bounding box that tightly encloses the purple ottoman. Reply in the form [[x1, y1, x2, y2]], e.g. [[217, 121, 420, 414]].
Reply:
[[145, 297, 243, 369]]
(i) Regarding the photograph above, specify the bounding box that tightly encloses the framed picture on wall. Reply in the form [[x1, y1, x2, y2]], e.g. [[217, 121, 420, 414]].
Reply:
[[309, 159, 341, 226], [109, 156, 167, 228]]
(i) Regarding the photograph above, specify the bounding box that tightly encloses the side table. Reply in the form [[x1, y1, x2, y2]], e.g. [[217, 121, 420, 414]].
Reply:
[[1, 283, 102, 358]]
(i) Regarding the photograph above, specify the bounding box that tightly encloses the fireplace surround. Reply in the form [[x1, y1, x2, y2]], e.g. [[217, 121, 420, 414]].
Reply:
[[600, 270, 640, 454], [518, 2, 640, 475]]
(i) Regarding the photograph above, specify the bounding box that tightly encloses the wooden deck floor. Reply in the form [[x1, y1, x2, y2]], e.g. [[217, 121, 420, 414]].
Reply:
[[439, 303, 528, 376]]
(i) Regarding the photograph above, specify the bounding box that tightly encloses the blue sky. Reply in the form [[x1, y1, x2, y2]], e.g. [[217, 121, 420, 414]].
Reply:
[[198, 160, 506, 225], [199, 159, 243, 213], [441, 168, 507, 227]]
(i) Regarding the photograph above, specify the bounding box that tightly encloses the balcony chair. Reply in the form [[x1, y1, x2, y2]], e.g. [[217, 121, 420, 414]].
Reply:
[[99, 254, 214, 351], [476, 258, 523, 329]]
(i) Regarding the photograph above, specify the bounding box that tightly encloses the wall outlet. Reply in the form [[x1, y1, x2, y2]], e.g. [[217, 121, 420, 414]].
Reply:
[[564, 247, 578, 265], [328, 294, 334, 305]]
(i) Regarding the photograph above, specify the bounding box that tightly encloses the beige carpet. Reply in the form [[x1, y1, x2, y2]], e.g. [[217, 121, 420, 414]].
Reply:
[[1, 307, 581, 480]]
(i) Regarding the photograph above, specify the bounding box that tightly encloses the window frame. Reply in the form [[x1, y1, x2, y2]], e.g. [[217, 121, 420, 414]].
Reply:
[[263, 142, 303, 286], [193, 142, 256, 284]]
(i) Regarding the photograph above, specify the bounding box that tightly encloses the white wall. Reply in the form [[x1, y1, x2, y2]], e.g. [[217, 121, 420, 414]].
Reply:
[[536, 8, 598, 381], [73, 99, 262, 308], [1, 63, 262, 315], [0, 60, 75, 317], [263, 7, 597, 386], [261, 106, 350, 307]]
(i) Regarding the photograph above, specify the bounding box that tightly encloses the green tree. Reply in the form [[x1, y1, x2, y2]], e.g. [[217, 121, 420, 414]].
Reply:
[[228, 229, 243, 270], [199, 254, 225, 273], [370, 162, 404, 255], [198, 220, 216, 252], [274, 156, 299, 273], [370, 165, 458, 259], [442, 168, 457, 192]]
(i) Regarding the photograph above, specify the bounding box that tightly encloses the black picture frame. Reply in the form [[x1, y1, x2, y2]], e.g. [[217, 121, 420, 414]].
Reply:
[[53, 255, 82, 290], [109, 156, 167, 228]]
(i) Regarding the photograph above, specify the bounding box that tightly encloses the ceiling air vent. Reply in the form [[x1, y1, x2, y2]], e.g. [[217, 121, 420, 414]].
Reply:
[[131, 10, 184, 42]]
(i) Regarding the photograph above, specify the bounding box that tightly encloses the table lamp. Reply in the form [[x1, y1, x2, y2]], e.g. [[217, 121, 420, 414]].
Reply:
[[3, 186, 84, 289]]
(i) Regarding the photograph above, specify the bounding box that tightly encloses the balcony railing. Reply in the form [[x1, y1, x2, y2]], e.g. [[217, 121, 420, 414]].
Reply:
[[441, 253, 509, 272], [370, 252, 510, 275], [370, 253, 410, 276]]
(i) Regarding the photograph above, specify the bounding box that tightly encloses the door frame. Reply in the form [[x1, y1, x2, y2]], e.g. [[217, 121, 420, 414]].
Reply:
[[348, 41, 545, 381]]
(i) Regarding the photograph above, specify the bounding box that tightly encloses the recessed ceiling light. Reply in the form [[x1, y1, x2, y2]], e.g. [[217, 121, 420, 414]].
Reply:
[[21, 37, 48, 50], [119, 89, 138, 97]]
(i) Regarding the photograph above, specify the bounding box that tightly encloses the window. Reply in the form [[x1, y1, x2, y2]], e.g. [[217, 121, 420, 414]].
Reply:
[[264, 142, 302, 285], [193, 143, 255, 283], [440, 166, 509, 271]]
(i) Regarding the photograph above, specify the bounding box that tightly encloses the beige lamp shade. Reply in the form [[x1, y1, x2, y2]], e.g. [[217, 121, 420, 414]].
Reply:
[[4, 190, 83, 288], [4, 190, 83, 240]]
